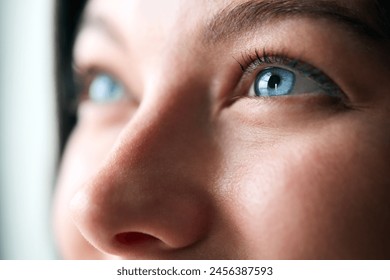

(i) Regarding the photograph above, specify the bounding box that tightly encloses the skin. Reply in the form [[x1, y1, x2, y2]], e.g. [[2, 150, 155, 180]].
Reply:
[[53, 0, 390, 259]]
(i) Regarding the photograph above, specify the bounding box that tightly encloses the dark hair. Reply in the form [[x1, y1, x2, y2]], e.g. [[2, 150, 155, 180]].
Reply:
[[55, 0, 389, 156], [55, 0, 88, 155], [376, 0, 390, 38]]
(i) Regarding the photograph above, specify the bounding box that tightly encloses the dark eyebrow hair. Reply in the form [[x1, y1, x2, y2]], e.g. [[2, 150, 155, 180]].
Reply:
[[204, 0, 388, 44]]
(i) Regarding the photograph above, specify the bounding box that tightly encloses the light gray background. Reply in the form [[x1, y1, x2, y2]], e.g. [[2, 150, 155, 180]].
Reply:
[[0, 0, 57, 259]]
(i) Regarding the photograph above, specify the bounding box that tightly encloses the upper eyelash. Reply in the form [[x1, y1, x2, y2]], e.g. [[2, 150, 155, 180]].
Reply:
[[72, 65, 113, 102], [236, 48, 294, 74], [72, 65, 89, 98], [72, 64, 97, 92]]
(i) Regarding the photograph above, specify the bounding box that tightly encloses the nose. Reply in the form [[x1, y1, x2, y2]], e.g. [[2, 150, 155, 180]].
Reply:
[[69, 88, 215, 258]]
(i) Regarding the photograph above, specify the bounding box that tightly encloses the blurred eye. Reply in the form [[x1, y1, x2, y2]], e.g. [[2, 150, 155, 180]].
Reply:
[[249, 66, 337, 98], [88, 74, 125, 103]]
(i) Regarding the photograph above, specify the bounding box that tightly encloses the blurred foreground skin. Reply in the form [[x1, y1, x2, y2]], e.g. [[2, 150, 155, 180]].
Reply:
[[53, 0, 390, 259]]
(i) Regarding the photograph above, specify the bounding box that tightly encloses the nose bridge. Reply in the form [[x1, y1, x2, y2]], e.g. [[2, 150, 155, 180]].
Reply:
[[71, 79, 216, 257], [113, 73, 213, 178]]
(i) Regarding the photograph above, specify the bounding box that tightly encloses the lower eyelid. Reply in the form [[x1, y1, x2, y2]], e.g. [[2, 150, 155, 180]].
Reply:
[[241, 93, 349, 112]]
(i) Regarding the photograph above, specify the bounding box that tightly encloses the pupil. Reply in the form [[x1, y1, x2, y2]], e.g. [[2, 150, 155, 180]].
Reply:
[[268, 75, 281, 89]]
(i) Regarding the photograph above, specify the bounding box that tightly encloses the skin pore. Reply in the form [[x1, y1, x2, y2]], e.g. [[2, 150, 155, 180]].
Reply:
[[53, 0, 390, 259]]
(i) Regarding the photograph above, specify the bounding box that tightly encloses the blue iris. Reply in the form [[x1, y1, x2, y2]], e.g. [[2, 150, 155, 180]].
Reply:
[[254, 67, 295, 97], [89, 74, 124, 103]]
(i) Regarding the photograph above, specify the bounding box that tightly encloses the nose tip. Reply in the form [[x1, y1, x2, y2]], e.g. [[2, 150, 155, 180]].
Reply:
[[68, 84, 216, 258], [69, 173, 212, 257]]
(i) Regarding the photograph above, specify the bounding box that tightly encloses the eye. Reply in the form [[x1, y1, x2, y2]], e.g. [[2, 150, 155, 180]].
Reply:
[[239, 51, 345, 101], [88, 74, 125, 103], [249, 66, 333, 97]]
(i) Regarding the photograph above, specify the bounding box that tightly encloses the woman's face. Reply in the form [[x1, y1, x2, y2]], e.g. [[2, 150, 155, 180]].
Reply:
[[54, 0, 390, 259]]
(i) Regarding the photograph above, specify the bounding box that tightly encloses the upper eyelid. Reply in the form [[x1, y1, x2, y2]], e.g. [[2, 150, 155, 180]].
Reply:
[[236, 49, 334, 86], [73, 63, 122, 88], [73, 62, 104, 80]]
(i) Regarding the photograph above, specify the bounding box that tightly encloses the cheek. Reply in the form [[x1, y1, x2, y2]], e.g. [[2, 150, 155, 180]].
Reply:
[[219, 118, 390, 258]]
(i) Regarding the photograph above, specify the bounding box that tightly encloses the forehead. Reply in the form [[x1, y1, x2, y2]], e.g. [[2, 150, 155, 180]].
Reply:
[[80, 0, 205, 57], [79, 0, 383, 58], [76, 0, 385, 75], [82, 0, 375, 38], [83, 0, 213, 32]]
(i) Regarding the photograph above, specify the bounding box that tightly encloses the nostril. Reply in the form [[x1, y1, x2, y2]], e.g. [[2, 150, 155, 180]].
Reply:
[[115, 232, 158, 246]]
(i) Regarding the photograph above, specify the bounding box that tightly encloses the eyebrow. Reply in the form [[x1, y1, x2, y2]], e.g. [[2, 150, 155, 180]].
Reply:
[[77, 14, 126, 49], [204, 0, 387, 44]]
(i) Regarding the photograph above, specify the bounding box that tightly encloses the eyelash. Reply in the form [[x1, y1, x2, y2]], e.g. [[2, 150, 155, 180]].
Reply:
[[235, 48, 345, 100], [73, 66, 96, 94]]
